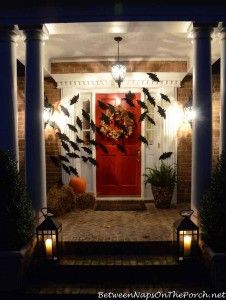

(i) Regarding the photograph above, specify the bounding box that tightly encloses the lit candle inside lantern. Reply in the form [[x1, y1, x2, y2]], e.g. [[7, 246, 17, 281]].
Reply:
[[45, 238, 53, 257], [184, 235, 192, 256]]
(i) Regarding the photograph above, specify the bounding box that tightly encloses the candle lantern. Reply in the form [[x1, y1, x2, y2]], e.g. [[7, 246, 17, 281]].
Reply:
[[36, 208, 62, 261], [173, 209, 199, 262]]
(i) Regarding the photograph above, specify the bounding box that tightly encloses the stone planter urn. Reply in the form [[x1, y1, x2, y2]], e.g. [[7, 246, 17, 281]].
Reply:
[[151, 186, 174, 208], [0, 237, 36, 291], [202, 244, 226, 290]]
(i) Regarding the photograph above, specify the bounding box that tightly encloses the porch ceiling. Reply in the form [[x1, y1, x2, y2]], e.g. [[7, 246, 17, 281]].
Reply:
[[45, 21, 191, 61], [16, 21, 220, 75]]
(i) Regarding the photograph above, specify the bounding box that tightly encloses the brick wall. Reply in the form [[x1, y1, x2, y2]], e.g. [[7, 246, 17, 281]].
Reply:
[[177, 74, 220, 203], [17, 77, 61, 190], [51, 61, 187, 74], [177, 75, 192, 203], [18, 77, 25, 172], [44, 78, 61, 190], [212, 74, 220, 165]]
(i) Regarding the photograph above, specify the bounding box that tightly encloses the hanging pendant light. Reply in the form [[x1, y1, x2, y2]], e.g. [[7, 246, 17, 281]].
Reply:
[[111, 37, 126, 88]]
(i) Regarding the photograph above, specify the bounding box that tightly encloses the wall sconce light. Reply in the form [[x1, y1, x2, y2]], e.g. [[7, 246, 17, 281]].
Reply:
[[173, 210, 199, 262], [43, 96, 54, 127], [183, 95, 195, 125], [111, 36, 126, 88]]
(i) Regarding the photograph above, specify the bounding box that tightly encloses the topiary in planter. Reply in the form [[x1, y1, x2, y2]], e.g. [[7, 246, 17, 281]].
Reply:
[[47, 182, 75, 216], [144, 157, 176, 209], [200, 149, 226, 252], [0, 150, 34, 250], [151, 186, 174, 209]]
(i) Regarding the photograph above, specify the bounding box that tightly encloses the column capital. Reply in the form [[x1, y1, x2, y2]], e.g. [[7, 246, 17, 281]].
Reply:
[[187, 22, 216, 39], [0, 25, 20, 42], [19, 24, 49, 41]]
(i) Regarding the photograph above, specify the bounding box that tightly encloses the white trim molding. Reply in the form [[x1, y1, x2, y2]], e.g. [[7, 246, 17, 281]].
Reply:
[[52, 72, 186, 89]]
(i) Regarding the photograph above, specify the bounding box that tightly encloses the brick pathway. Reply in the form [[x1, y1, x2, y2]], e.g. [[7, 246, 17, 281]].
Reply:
[[57, 203, 189, 242]]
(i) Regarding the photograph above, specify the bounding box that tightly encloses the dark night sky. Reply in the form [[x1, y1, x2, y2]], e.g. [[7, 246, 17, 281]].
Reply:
[[1, 1, 225, 26], [1, 0, 226, 9]]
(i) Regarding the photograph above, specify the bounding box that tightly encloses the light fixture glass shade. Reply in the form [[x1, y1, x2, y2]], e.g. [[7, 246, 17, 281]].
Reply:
[[111, 63, 126, 88], [44, 96, 54, 127], [43, 107, 52, 124], [183, 96, 196, 124], [111, 36, 126, 88]]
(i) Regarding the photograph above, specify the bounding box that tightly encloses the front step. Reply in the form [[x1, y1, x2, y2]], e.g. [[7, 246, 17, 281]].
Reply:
[[25, 280, 211, 299], [24, 254, 210, 298], [28, 253, 207, 285], [24, 282, 213, 300], [63, 241, 173, 256], [24, 241, 210, 297]]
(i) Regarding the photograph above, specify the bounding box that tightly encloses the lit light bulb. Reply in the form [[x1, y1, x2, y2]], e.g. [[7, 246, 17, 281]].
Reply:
[[115, 97, 121, 106]]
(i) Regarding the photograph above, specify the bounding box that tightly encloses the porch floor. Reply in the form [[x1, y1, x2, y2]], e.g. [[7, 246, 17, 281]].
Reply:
[[57, 202, 189, 242]]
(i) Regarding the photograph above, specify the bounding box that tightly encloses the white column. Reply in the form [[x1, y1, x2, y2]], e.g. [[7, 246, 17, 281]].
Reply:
[[219, 24, 226, 154], [191, 25, 213, 222], [0, 26, 19, 162], [21, 25, 48, 218]]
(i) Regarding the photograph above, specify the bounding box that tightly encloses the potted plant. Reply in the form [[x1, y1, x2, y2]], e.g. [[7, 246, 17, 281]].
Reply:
[[0, 150, 34, 291], [144, 152, 176, 208], [200, 149, 226, 290]]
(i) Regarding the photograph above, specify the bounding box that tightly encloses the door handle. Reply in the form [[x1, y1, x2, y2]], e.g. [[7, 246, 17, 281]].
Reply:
[[137, 150, 141, 162]]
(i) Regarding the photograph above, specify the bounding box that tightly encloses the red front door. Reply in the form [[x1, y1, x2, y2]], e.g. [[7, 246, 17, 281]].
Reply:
[[96, 93, 141, 197]]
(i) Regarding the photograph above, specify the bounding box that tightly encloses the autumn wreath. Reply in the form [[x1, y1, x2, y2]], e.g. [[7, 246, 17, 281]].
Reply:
[[99, 105, 135, 141]]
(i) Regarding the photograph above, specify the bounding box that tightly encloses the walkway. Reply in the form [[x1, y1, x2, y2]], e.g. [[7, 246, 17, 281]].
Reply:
[[57, 203, 189, 242]]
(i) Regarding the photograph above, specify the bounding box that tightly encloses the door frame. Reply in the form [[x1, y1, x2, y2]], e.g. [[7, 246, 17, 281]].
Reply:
[[91, 88, 145, 200]]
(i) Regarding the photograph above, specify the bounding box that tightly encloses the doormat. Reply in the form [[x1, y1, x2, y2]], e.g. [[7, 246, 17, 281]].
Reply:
[[95, 201, 147, 211]]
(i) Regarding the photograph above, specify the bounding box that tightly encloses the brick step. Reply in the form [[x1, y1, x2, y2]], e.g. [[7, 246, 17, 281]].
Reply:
[[63, 241, 174, 256], [23, 252, 211, 298], [27, 254, 207, 285], [23, 280, 212, 299]]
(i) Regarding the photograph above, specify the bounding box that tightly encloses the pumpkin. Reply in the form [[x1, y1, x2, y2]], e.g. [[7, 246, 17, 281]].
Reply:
[[69, 176, 86, 194]]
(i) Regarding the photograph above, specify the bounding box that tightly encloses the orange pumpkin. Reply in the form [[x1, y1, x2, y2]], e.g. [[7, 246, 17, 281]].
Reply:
[[69, 176, 86, 194]]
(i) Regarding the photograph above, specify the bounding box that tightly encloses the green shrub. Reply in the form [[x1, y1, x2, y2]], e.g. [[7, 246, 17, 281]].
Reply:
[[200, 149, 226, 252], [0, 150, 34, 250], [144, 162, 177, 188]]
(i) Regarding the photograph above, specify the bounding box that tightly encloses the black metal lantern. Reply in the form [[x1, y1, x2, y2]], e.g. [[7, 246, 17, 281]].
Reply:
[[173, 210, 199, 262], [111, 37, 126, 88], [36, 208, 62, 261]]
